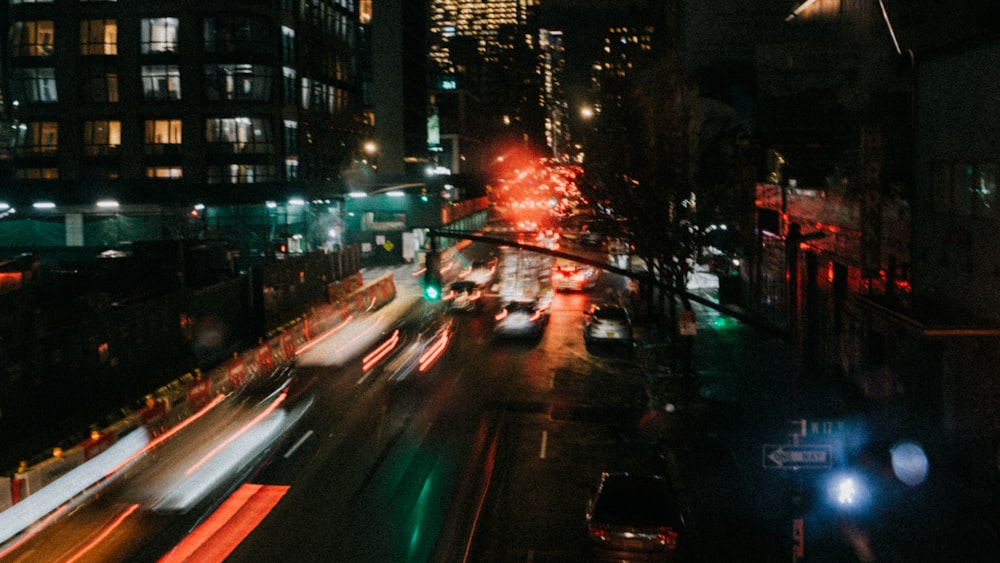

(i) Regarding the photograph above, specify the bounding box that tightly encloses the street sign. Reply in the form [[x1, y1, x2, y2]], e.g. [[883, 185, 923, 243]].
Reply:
[[762, 444, 833, 469]]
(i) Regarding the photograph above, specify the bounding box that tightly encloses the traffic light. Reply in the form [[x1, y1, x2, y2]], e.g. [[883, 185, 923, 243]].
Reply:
[[423, 251, 442, 301]]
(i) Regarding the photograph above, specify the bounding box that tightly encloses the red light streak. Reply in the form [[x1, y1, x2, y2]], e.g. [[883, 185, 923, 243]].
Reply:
[[108, 393, 228, 479], [183, 391, 286, 476], [64, 503, 141, 563], [418, 331, 451, 372], [494, 309, 508, 321], [330, 315, 386, 358], [362, 329, 399, 372], [158, 484, 289, 563], [296, 314, 354, 354]]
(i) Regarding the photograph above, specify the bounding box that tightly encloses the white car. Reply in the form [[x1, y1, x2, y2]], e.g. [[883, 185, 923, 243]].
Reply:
[[583, 304, 633, 346], [494, 299, 549, 339]]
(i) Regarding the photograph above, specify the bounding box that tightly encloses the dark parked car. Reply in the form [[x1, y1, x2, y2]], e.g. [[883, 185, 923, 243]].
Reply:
[[585, 472, 684, 560]]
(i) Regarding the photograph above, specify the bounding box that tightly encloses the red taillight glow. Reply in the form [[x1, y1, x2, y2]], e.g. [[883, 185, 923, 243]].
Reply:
[[587, 525, 609, 541], [469, 290, 482, 301], [658, 527, 679, 547], [418, 330, 450, 372], [494, 309, 508, 321], [362, 329, 399, 372], [529, 310, 544, 322]]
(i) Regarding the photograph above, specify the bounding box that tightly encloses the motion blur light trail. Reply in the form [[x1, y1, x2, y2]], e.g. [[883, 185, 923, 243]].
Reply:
[[158, 483, 289, 563]]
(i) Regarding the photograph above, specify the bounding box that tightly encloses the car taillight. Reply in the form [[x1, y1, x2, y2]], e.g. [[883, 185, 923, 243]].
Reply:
[[587, 525, 610, 541], [656, 527, 678, 548]]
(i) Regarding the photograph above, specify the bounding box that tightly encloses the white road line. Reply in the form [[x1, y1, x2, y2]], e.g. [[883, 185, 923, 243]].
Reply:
[[284, 429, 315, 459], [539, 430, 548, 459]]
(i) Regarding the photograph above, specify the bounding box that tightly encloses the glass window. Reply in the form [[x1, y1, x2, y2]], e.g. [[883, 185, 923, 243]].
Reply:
[[204, 64, 272, 101], [207, 164, 278, 184], [11, 21, 55, 56], [15, 121, 58, 155], [285, 158, 299, 180], [283, 120, 298, 154], [203, 16, 270, 55], [81, 19, 118, 55], [146, 167, 182, 179], [81, 69, 119, 102], [283, 67, 297, 104], [141, 18, 179, 53], [142, 65, 181, 100], [15, 168, 59, 179], [282, 26, 295, 64], [83, 120, 121, 155], [144, 119, 182, 155], [952, 163, 974, 217], [974, 163, 997, 219], [10, 68, 58, 103], [929, 161, 951, 214], [205, 117, 274, 154]]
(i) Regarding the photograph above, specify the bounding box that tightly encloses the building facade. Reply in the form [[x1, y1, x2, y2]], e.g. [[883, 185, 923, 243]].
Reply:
[[1, 0, 366, 253]]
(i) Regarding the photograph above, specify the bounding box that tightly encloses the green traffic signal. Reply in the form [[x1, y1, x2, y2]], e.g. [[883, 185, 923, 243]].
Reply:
[[423, 282, 441, 301]]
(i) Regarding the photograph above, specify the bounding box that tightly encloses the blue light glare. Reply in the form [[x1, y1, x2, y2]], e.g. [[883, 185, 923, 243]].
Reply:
[[890, 440, 929, 486], [824, 471, 871, 512]]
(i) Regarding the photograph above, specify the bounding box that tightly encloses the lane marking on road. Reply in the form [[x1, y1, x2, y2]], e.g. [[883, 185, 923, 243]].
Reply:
[[539, 431, 548, 459], [283, 429, 315, 459]]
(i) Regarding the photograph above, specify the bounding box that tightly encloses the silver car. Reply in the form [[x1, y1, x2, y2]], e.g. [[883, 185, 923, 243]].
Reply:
[[583, 304, 633, 346]]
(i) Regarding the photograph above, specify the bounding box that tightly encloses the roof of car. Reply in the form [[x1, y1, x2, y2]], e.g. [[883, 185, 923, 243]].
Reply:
[[592, 305, 629, 319], [591, 473, 679, 526]]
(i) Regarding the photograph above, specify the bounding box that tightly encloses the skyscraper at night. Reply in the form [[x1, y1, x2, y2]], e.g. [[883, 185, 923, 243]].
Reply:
[[0, 0, 366, 252]]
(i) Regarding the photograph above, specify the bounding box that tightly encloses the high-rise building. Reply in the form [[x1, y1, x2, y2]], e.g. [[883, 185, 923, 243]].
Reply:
[[539, 29, 569, 160], [428, 0, 549, 157], [0, 0, 366, 251]]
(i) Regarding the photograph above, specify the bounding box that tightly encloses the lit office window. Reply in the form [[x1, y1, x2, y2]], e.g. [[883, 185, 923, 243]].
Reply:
[[81, 69, 119, 102], [15, 168, 59, 179], [144, 119, 182, 153], [142, 65, 181, 100], [207, 164, 278, 184], [16, 121, 58, 155], [83, 120, 121, 155], [10, 21, 54, 56], [141, 18, 179, 53], [10, 68, 57, 102], [205, 117, 274, 154], [81, 19, 118, 55], [285, 158, 299, 180], [204, 64, 272, 101], [146, 167, 183, 179]]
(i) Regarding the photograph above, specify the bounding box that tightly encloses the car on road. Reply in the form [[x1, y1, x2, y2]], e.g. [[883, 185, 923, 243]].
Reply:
[[552, 262, 599, 291], [585, 472, 685, 560], [444, 280, 482, 312], [494, 298, 549, 338], [583, 303, 633, 347], [461, 257, 498, 289]]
